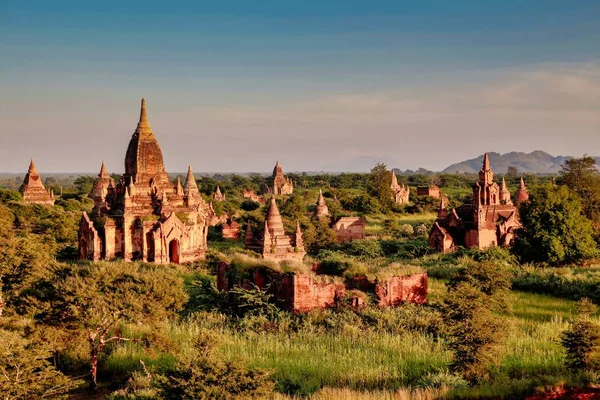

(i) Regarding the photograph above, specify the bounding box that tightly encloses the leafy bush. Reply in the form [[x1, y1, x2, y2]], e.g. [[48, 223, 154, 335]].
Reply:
[[340, 240, 383, 259], [416, 370, 467, 389], [274, 370, 322, 396], [561, 298, 600, 372], [156, 339, 273, 399], [240, 200, 260, 211]]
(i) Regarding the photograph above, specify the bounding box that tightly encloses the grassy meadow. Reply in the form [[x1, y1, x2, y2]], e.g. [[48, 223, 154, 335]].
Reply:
[[98, 271, 587, 398]]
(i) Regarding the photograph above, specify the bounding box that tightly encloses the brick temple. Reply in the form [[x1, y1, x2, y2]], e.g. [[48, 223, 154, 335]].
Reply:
[[429, 153, 529, 253], [19, 159, 55, 206], [264, 160, 294, 195], [78, 98, 211, 263], [245, 196, 305, 262], [391, 170, 410, 204]]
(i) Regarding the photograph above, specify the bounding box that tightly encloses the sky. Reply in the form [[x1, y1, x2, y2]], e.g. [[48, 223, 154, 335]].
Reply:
[[1, 0, 599, 173]]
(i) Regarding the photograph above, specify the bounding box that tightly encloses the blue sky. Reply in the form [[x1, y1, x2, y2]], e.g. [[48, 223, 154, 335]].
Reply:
[[1, 1, 599, 172]]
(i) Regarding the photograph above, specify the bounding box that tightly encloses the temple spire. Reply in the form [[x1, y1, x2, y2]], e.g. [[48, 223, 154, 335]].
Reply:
[[483, 153, 490, 171], [184, 165, 199, 193], [176, 176, 183, 195], [515, 176, 530, 204], [501, 177, 507, 190], [135, 97, 152, 136], [266, 197, 285, 235], [391, 170, 399, 188], [28, 158, 38, 174], [139, 98, 148, 124], [317, 189, 325, 205], [99, 160, 109, 177]]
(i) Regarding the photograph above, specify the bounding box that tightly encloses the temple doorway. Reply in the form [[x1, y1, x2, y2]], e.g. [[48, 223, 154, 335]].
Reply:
[[169, 239, 180, 264]]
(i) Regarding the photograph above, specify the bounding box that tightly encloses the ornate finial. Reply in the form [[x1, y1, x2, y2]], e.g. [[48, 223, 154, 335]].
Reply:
[[140, 98, 147, 123], [520, 176, 526, 188], [501, 177, 507, 190]]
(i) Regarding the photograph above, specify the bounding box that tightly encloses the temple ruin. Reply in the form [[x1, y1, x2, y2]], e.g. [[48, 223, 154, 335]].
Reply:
[[429, 153, 527, 253], [19, 159, 55, 206], [212, 185, 226, 202], [78, 98, 211, 263], [391, 170, 410, 204], [264, 161, 293, 195], [417, 185, 441, 199], [245, 197, 305, 262], [314, 189, 330, 218]]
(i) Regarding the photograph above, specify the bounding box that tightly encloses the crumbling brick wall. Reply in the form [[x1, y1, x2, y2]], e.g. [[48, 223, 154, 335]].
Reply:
[[375, 273, 428, 306], [216, 262, 427, 311]]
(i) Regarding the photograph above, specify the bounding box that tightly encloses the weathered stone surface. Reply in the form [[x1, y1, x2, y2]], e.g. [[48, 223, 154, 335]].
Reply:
[[332, 216, 366, 242], [78, 99, 210, 264], [429, 153, 524, 253], [19, 159, 55, 206]]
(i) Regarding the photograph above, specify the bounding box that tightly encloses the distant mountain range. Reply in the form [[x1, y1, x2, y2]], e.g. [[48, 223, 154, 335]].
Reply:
[[441, 151, 600, 174]]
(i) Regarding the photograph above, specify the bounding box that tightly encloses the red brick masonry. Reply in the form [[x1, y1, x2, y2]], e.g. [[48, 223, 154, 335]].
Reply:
[[217, 262, 427, 312]]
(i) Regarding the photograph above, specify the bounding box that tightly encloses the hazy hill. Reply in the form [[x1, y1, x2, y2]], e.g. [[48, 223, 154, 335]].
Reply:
[[442, 151, 600, 174]]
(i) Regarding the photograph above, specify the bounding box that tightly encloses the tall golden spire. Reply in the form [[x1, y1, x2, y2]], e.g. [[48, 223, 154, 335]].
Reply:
[[140, 98, 148, 123], [135, 98, 153, 138]]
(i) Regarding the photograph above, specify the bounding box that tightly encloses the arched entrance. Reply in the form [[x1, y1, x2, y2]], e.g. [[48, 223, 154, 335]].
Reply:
[[169, 239, 180, 264]]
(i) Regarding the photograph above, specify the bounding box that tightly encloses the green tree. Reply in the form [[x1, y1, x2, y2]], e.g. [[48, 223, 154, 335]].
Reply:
[[302, 219, 338, 253], [22, 262, 188, 390], [559, 156, 600, 239], [514, 184, 597, 264], [0, 328, 78, 399], [443, 262, 511, 382], [560, 298, 600, 372], [74, 175, 95, 195], [279, 195, 307, 222], [368, 163, 393, 212]]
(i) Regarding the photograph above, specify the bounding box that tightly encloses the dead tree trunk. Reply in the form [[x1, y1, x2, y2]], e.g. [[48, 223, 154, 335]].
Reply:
[[88, 315, 135, 391]]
